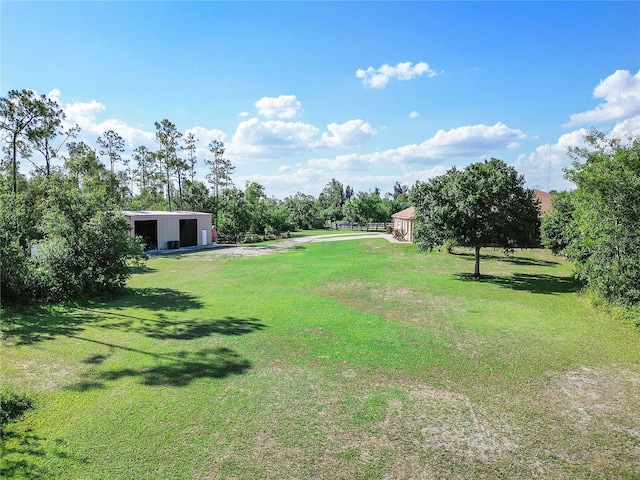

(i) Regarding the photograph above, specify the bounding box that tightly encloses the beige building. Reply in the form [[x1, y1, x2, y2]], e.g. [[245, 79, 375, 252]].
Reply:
[[532, 189, 554, 216], [123, 211, 213, 251], [391, 206, 415, 242]]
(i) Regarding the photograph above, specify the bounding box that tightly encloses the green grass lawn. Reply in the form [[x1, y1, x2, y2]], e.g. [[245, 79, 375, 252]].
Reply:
[[2, 239, 639, 479]]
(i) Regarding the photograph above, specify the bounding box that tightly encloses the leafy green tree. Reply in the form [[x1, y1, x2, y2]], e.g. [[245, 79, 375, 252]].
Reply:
[[97, 130, 126, 175], [131, 145, 166, 209], [0, 89, 60, 196], [1, 171, 145, 304], [217, 187, 249, 243], [0, 183, 35, 301], [319, 178, 346, 228], [245, 181, 268, 234], [540, 191, 576, 255], [132, 145, 154, 191], [205, 139, 234, 223], [562, 131, 640, 305], [410, 158, 540, 277], [244, 181, 289, 234], [31, 174, 145, 301], [344, 190, 389, 229], [64, 142, 105, 189], [182, 180, 212, 213], [386, 181, 411, 214], [28, 103, 79, 177], [283, 192, 324, 230], [183, 132, 198, 182], [154, 119, 182, 211]]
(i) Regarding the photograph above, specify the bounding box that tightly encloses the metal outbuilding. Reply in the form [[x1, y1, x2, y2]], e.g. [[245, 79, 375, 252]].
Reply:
[[123, 210, 213, 251]]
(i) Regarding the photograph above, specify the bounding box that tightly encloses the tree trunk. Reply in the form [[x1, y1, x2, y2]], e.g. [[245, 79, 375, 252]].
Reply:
[[474, 245, 481, 277], [166, 167, 172, 211], [12, 136, 18, 198]]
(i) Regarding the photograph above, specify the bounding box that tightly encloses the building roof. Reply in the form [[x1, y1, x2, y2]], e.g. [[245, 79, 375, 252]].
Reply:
[[532, 190, 554, 216], [122, 210, 212, 217], [391, 206, 415, 219]]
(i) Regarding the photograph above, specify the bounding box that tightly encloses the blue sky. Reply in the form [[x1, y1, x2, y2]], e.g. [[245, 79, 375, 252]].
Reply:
[[2, 1, 639, 199]]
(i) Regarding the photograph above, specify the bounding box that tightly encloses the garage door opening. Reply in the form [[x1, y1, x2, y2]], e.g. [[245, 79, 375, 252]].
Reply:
[[180, 219, 198, 247], [135, 220, 158, 250]]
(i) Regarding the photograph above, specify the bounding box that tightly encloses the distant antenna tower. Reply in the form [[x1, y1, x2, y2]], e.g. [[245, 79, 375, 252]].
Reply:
[[547, 145, 551, 192]]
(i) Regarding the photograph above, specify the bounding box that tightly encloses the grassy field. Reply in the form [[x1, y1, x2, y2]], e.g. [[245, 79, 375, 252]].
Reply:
[[2, 238, 639, 479]]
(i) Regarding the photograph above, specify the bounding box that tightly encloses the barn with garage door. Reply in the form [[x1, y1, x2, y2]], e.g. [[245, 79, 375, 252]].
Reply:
[[122, 211, 213, 251]]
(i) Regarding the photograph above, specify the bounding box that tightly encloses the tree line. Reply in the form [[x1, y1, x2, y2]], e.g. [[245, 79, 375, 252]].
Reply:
[[0, 89, 410, 304], [4, 89, 635, 312], [540, 131, 640, 309]]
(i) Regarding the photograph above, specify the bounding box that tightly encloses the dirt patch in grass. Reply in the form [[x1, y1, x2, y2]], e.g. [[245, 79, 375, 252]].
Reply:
[[319, 281, 462, 326], [205, 358, 640, 479], [197, 365, 525, 479], [547, 363, 640, 442], [505, 363, 640, 477]]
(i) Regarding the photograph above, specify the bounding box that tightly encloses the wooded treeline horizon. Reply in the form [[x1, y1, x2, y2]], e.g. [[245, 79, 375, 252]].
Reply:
[[2, 88, 639, 314]]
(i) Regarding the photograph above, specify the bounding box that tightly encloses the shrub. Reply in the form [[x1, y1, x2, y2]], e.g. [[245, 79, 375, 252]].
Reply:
[[442, 239, 457, 253], [393, 229, 406, 240], [385, 225, 394, 234], [0, 390, 34, 437]]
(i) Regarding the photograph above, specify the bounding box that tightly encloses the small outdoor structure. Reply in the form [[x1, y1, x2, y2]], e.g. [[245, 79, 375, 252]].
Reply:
[[123, 210, 213, 251], [391, 206, 415, 242]]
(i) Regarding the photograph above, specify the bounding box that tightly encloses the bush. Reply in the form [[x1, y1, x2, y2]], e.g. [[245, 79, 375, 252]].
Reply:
[[30, 211, 146, 302], [385, 225, 394, 234], [393, 229, 406, 240], [442, 239, 456, 253], [0, 390, 34, 436]]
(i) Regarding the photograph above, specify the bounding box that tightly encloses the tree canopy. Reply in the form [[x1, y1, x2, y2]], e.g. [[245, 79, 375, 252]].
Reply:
[[543, 130, 640, 305], [410, 158, 540, 277]]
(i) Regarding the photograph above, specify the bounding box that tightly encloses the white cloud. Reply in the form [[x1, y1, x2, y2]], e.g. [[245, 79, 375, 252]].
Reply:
[[184, 126, 226, 159], [47, 88, 62, 103], [63, 99, 106, 129], [255, 95, 302, 119], [229, 117, 319, 159], [512, 128, 588, 191], [420, 123, 527, 158], [314, 119, 376, 148], [409, 111, 420, 118], [239, 111, 249, 117], [237, 167, 328, 197], [356, 61, 437, 88], [611, 115, 640, 138], [184, 126, 225, 143], [565, 69, 640, 126], [60, 97, 156, 150], [309, 122, 526, 171], [229, 116, 378, 159]]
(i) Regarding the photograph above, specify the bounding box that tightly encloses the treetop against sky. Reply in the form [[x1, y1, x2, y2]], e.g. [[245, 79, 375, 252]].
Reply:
[[2, 1, 639, 199]]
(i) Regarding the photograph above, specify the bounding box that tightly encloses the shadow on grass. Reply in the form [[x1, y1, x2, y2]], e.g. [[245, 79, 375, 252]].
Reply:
[[94, 287, 205, 312], [67, 345, 251, 390], [451, 251, 560, 267], [97, 316, 267, 340], [1, 306, 96, 346], [1, 429, 84, 480], [454, 273, 582, 294], [2, 288, 204, 346], [128, 265, 157, 275]]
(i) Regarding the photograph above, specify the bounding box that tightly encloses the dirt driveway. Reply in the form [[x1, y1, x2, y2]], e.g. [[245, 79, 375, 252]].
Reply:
[[159, 232, 401, 258]]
